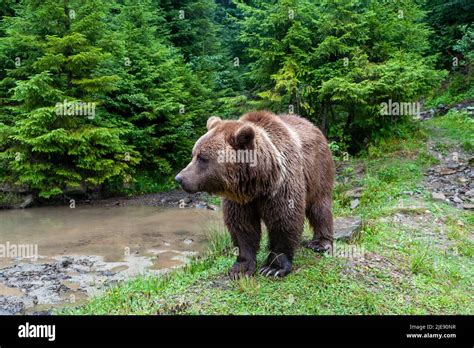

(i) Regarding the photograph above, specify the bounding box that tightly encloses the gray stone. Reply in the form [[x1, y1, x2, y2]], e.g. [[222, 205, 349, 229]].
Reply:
[[431, 192, 446, 201], [183, 238, 194, 245], [350, 199, 360, 209], [438, 167, 457, 175], [0, 296, 26, 315], [13, 194, 34, 209], [0, 183, 29, 193], [465, 189, 474, 197], [334, 217, 363, 242], [345, 187, 364, 198]]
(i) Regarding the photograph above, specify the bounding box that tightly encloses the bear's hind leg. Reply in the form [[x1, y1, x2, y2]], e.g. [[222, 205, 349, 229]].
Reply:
[[223, 199, 261, 280], [306, 199, 333, 253]]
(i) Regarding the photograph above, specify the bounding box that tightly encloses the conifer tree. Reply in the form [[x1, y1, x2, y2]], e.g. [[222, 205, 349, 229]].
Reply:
[[236, 0, 445, 150], [101, 0, 213, 189], [0, 0, 138, 198]]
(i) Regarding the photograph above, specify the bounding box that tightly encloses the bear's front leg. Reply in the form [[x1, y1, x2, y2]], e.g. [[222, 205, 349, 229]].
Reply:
[[260, 190, 305, 278], [223, 199, 261, 280]]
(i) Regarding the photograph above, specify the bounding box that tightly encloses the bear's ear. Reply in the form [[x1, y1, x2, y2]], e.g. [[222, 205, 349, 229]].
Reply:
[[233, 125, 255, 149], [207, 116, 222, 130]]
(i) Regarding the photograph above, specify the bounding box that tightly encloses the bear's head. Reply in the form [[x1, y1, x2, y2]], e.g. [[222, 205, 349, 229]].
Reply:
[[175, 116, 264, 203]]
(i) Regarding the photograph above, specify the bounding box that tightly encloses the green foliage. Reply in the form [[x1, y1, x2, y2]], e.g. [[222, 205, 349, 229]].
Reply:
[[426, 24, 474, 108], [0, 0, 226, 198], [426, 110, 474, 152], [0, 0, 139, 198], [235, 0, 446, 151], [424, 0, 474, 69], [0, 0, 471, 199]]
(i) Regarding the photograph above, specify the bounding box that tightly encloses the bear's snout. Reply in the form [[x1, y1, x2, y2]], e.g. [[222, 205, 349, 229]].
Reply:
[[175, 170, 199, 193]]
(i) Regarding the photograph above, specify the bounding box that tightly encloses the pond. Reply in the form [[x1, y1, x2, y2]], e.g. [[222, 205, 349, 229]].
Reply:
[[0, 205, 221, 314]]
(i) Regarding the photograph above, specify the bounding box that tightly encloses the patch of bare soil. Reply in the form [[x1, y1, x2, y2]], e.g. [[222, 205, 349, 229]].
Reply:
[[341, 251, 409, 292]]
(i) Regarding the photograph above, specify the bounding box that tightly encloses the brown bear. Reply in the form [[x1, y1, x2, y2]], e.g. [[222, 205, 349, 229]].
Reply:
[[175, 110, 334, 278]]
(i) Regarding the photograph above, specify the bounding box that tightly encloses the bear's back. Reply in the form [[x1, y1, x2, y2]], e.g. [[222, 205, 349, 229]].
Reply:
[[240, 110, 325, 153]]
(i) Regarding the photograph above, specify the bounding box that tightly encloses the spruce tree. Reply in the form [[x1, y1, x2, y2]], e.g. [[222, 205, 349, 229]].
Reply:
[[236, 0, 446, 150], [0, 0, 138, 198], [100, 0, 213, 190]]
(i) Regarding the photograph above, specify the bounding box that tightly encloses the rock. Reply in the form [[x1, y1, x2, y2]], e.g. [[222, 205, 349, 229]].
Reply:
[[60, 258, 73, 268], [334, 217, 363, 242], [345, 187, 364, 198], [462, 204, 474, 210], [446, 162, 460, 170], [452, 196, 463, 204], [350, 199, 360, 209], [183, 197, 191, 204], [0, 183, 29, 193], [206, 204, 217, 211], [0, 296, 25, 315], [183, 238, 194, 245], [431, 192, 446, 201], [438, 168, 457, 176], [465, 189, 474, 197], [14, 194, 34, 209]]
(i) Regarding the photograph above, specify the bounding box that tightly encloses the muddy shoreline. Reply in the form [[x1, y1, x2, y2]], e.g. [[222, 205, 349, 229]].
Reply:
[[0, 203, 221, 315], [1, 187, 218, 211], [83, 190, 218, 210]]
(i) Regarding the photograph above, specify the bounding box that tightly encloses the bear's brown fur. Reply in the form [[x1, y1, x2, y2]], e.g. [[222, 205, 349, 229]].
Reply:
[[176, 111, 334, 278]]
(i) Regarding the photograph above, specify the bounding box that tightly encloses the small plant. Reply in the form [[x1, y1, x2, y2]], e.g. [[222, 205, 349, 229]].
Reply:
[[205, 223, 232, 256], [206, 195, 221, 207], [234, 276, 260, 294], [410, 248, 434, 276]]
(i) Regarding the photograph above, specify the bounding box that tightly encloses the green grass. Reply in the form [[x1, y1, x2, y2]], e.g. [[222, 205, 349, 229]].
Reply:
[[425, 71, 474, 109], [60, 114, 473, 315], [425, 110, 474, 152]]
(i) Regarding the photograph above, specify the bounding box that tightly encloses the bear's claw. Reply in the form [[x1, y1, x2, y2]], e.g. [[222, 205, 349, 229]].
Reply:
[[259, 253, 292, 278], [228, 260, 255, 280], [259, 266, 285, 278], [306, 240, 332, 253]]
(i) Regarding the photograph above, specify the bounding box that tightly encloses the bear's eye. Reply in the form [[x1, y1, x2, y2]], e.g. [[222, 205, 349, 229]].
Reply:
[[197, 154, 208, 163]]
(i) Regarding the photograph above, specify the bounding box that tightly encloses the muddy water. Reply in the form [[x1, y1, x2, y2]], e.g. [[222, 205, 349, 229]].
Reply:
[[0, 205, 221, 314]]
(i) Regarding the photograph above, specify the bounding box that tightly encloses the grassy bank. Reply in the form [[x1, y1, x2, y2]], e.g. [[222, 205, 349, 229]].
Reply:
[[61, 111, 473, 315]]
